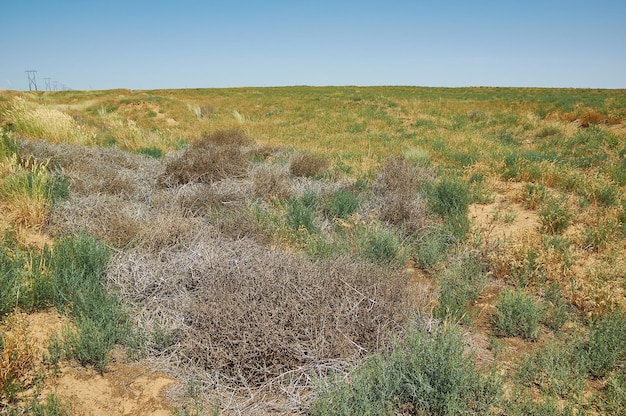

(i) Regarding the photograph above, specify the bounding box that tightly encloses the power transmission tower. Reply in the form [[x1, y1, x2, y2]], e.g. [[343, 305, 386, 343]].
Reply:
[[25, 70, 38, 91], [44, 77, 52, 91], [52, 81, 58, 91]]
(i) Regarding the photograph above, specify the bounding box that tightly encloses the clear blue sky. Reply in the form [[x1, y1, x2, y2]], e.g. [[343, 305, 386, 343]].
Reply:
[[2, 0, 625, 90]]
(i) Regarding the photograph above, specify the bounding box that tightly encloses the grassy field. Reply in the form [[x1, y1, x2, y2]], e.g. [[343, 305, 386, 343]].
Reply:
[[0, 86, 625, 415]]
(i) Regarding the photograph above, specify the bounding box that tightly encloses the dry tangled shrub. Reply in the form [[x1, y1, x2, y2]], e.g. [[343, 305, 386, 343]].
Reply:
[[160, 135, 250, 187], [290, 151, 328, 178], [48, 194, 144, 247], [137, 212, 211, 253], [252, 165, 291, 200], [107, 237, 408, 389], [195, 129, 253, 148], [372, 156, 435, 235], [22, 141, 162, 199]]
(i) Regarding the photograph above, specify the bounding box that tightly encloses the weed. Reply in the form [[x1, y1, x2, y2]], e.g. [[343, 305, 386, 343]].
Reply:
[[600, 367, 626, 415], [542, 282, 569, 332], [416, 226, 451, 270], [48, 233, 132, 372], [0, 314, 35, 403], [24, 391, 70, 416], [435, 250, 488, 323], [582, 219, 615, 252], [540, 197, 570, 234], [136, 146, 163, 158], [493, 288, 543, 340], [429, 176, 470, 218]]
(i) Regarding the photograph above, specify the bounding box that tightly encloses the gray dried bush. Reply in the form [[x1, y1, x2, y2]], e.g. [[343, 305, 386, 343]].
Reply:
[[22, 141, 161, 199], [373, 156, 434, 235], [373, 155, 432, 198], [195, 129, 253, 148], [107, 237, 408, 388], [252, 165, 291, 200], [48, 195, 143, 247], [138, 212, 211, 253], [160, 143, 249, 186], [290, 151, 328, 178]]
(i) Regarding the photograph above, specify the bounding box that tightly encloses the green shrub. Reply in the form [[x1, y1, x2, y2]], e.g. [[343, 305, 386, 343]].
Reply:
[[311, 322, 500, 416], [0, 244, 23, 317], [324, 189, 360, 220], [360, 227, 402, 265], [493, 289, 543, 340], [416, 227, 451, 270], [429, 176, 470, 239], [136, 146, 163, 159], [429, 176, 470, 219], [285, 196, 317, 234], [47, 233, 133, 372], [542, 283, 569, 332], [600, 367, 626, 415]]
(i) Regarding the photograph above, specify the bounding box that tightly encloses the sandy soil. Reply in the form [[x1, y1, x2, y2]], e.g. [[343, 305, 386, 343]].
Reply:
[[22, 311, 177, 416]]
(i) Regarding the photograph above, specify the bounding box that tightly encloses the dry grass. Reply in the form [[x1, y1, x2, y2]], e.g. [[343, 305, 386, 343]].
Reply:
[[0, 313, 35, 401], [3, 97, 94, 144]]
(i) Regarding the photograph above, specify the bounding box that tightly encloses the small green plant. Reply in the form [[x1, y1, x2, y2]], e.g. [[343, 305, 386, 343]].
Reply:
[[540, 197, 570, 234], [136, 146, 163, 158], [416, 227, 451, 270], [542, 282, 569, 332], [429, 176, 470, 219], [493, 288, 543, 340], [600, 367, 626, 415]]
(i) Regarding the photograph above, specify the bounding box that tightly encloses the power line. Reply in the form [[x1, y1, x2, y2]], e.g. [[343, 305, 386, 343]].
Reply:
[[25, 70, 38, 91]]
